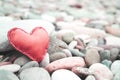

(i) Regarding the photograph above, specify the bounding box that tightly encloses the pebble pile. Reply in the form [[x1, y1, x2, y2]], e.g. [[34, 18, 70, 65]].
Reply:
[[0, 0, 120, 80]]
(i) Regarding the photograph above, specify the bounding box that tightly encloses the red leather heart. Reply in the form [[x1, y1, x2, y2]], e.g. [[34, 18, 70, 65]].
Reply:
[[8, 27, 49, 62]]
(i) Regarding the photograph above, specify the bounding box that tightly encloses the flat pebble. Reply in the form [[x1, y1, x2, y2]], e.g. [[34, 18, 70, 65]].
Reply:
[[39, 53, 50, 67], [85, 48, 100, 66], [45, 57, 85, 73], [0, 70, 19, 80], [89, 63, 113, 80], [111, 60, 120, 75], [0, 64, 20, 72], [19, 61, 39, 73], [19, 67, 50, 80], [51, 69, 81, 80], [50, 52, 67, 62], [14, 56, 31, 66]]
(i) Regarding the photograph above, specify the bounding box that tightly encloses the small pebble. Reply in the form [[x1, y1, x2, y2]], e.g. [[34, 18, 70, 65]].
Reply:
[[62, 49, 72, 57], [101, 59, 112, 68], [99, 50, 110, 61], [85, 75, 96, 80], [51, 69, 81, 80], [110, 48, 119, 61]]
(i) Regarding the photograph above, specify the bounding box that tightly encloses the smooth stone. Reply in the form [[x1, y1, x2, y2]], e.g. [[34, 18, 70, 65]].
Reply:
[[19, 67, 50, 80], [51, 69, 81, 80], [87, 38, 98, 47], [50, 52, 67, 62], [0, 20, 55, 52], [0, 70, 19, 80], [61, 25, 107, 38], [72, 67, 93, 77], [39, 53, 50, 67], [110, 48, 119, 61], [47, 36, 68, 54], [85, 75, 96, 80], [105, 26, 120, 37], [105, 36, 120, 46], [111, 60, 120, 75], [0, 64, 20, 72], [45, 57, 85, 73], [14, 56, 31, 66], [69, 48, 85, 57], [85, 48, 100, 66], [97, 37, 106, 45], [89, 63, 113, 80], [99, 50, 110, 61], [62, 49, 72, 57], [19, 61, 39, 73], [0, 16, 14, 22], [68, 40, 77, 49], [62, 30, 76, 44], [113, 72, 120, 80], [101, 59, 112, 68]]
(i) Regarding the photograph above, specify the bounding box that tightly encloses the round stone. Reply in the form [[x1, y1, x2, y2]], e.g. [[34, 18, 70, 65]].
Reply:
[[19, 61, 39, 73], [14, 56, 31, 66], [110, 48, 119, 61], [0, 70, 19, 80], [50, 52, 67, 62], [99, 50, 110, 61], [51, 69, 81, 80], [85, 48, 100, 66], [0, 64, 20, 72], [111, 60, 120, 75], [89, 63, 113, 80], [19, 67, 50, 80]]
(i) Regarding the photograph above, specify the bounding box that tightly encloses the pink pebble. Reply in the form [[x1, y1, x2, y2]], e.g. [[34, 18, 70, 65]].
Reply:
[[45, 57, 85, 73]]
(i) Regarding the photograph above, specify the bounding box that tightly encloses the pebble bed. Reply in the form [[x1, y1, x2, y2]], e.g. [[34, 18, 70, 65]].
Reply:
[[0, 0, 120, 80]]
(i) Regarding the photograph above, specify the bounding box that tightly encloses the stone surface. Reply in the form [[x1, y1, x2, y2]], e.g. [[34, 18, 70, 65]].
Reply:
[[0, 64, 20, 72], [51, 69, 81, 80], [39, 53, 50, 67], [50, 52, 67, 62], [14, 56, 31, 66], [89, 63, 113, 80], [19, 67, 50, 80], [19, 61, 39, 73], [85, 75, 96, 80], [101, 59, 112, 68], [111, 60, 120, 75], [45, 57, 85, 73], [99, 50, 110, 61], [0, 70, 19, 80], [110, 48, 119, 61], [85, 48, 100, 66], [113, 72, 120, 80]]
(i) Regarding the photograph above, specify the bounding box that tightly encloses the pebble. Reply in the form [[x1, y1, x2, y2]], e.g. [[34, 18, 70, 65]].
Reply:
[[47, 36, 68, 54], [68, 40, 77, 49], [19, 61, 39, 73], [51, 69, 81, 80], [39, 53, 50, 67], [99, 50, 110, 61], [111, 60, 120, 75], [50, 52, 67, 62], [14, 56, 31, 66], [110, 48, 119, 61], [85, 48, 100, 66], [0, 64, 20, 72], [85, 75, 96, 80], [0, 70, 19, 80], [19, 67, 50, 80], [113, 72, 120, 80], [45, 57, 85, 73], [69, 49, 85, 57], [89, 63, 113, 80], [62, 49, 72, 57], [101, 59, 112, 68]]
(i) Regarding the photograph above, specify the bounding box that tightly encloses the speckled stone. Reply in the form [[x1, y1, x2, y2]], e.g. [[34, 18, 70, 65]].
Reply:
[[85, 48, 100, 66], [89, 63, 113, 80]]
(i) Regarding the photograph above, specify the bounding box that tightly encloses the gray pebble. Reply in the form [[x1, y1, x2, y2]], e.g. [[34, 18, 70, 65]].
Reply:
[[110, 48, 119, 61]]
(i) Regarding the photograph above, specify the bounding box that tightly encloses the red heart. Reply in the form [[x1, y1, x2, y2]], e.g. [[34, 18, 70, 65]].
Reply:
[[8, 27, 49, 62]]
